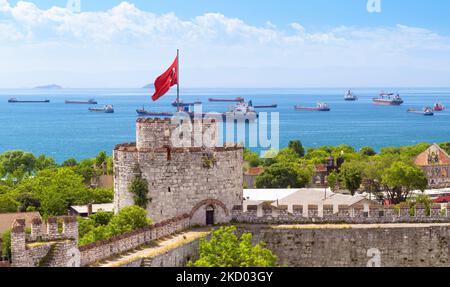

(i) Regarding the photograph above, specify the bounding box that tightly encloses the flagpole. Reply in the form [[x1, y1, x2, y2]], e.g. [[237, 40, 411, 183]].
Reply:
[[177, 49, 180, 111]]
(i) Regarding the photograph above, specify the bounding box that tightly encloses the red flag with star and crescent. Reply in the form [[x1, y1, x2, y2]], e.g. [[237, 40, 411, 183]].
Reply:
[[151, 55, 178, 101]]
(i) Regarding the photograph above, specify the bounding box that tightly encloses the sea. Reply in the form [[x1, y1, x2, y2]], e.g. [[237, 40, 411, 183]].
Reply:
[[1, 88, 449, 163]]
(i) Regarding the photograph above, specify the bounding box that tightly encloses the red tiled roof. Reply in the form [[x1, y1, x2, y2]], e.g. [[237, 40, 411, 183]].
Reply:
[[315, 164, 327, 172], [245, 167, 265, 176], [0, 212, 42, 235]]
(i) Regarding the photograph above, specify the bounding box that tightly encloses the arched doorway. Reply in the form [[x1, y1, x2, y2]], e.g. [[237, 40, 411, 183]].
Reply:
[[206, 205, 215, 226]]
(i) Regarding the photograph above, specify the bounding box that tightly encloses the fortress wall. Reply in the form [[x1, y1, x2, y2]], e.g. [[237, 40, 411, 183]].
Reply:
[[79, 215, 190, 266], [11, 217, 79, 267], [239, 224, 450, 267], [115, 118, 243, 224], [136, 118, 219, 151], [114, 148, 243, 224], [232, 205, 450, 225]]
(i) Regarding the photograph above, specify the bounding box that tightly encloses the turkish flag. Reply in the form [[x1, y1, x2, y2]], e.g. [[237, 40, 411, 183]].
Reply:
[[151, 56, 178, 101]]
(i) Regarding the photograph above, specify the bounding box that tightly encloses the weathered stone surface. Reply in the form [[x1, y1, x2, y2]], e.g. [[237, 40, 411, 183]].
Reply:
[[239, 224, 450, 267], [232, 205, 450, 224], [114, 118, 243, 225], [11, 217, 79, 267]]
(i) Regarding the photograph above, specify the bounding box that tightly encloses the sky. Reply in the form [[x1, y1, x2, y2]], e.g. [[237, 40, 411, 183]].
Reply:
[[1, 0, 450, 88]]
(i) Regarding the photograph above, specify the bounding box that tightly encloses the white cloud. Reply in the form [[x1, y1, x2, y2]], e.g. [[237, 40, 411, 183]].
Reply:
[[0, 0, 10, 12], [0, 0, 450, 87]]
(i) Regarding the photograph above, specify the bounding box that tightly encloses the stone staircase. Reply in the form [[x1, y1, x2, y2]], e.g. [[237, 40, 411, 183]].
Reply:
[[140, 258, 153, 267], [38, 244, 59, 267]]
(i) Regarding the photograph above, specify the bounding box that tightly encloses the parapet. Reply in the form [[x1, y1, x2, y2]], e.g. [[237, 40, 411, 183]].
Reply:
[[232, 204, 450, 224], [135, 117, 219, 151], [11, 216, 79, 242]]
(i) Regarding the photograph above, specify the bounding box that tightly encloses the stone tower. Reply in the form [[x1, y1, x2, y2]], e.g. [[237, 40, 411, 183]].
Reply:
[[113, 117, 243, 225]]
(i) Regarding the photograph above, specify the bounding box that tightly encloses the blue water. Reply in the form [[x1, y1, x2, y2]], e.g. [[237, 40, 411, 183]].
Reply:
[[1, 88, 450, 162]]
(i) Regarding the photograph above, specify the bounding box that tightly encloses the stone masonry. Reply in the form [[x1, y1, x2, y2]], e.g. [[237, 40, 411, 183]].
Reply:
[[11, 217, 80, 267], [114, 117, 244, 225]]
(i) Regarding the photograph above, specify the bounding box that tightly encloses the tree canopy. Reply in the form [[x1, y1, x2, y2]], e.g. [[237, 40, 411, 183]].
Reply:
[[189, 226, 277, 267], [78, 206, 151, 246], [0, 150, 114, 216]]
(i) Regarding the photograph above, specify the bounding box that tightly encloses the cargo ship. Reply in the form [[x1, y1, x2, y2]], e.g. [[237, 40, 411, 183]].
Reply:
[[171, 99, 202, 107], [372, 92, 404, 106], [294, 102, 331, 112], [248, 101, 277, 109], [65, 99, 98, 104], [8, 98, 50, 103], [209, 97, 245, 103], [136, 107, 173, 117], [407, 107, 434, 116], [89, 104, 114, 113], [137, 102, 258, 121], [433, 102, 445, 112], [225, 101, 258, 120], [344, 90, 358, 101]]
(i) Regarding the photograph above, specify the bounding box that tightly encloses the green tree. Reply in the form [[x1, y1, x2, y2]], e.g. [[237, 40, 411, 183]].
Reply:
[[129, 175, 150, 209], [243, 149, 263, 168], [89, 188, 114, 204], [440, 142, 450, 155], [1, 230, 11, 260], [78, 206, 150, 246], [35, 155, 57, 171], [256, 163, 312, 188], [360, 146, 377, 156], [327, 171, 340, 192], [275, 148, 300, 164], [0, 194, 19, 213], [89, 211, 114, 226], [79, 225, 109, 246], [189, 226, 277, 267], [14, 168, 88, 216], [0, 151, 36, 182], [288, 140, 305, 157], [381, 162, 428, 204], [72, 158, 98, 183], [62, 158, 78, 167], [106, 206, 151, 237], [95, 152, 107, 168], [339, 162, 363, 196]]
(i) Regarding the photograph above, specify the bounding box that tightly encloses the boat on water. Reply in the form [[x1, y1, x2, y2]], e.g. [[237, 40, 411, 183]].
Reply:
[[407, 107, 434, 116], [225, 101, 258, 120], [294, 102, 331, 112], [65, 99, 98, 104], [209, 97, 245, 103], [136, 107, 173, 117], [136, 102, 258, 120], [433, 102, 445, 112], [8, 98, 50, 103], [89, 104, 114, 113], [344, 90, 358, 101], [171, 99, 202, 107], [248, 101, 277, 109], [373, 92, 404, 106]]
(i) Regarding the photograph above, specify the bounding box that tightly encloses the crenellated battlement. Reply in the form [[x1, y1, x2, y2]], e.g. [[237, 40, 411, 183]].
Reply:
[[136, 117, 219, 151], [232, 204, 450, 224], [11, 216, 79, 267]]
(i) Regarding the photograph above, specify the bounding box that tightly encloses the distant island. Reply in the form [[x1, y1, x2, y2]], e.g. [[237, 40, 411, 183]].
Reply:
[[34, 84, 63, 90], [142, 84, 154, 89]]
